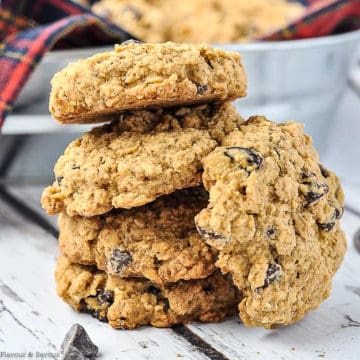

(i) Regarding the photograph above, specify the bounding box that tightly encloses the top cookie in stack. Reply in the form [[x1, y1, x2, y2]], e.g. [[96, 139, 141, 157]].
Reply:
[[42, 41, 247, 329], [49, 41, 247, 124]]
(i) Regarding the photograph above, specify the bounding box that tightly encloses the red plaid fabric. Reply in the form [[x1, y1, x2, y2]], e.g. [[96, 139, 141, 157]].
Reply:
[[264, 0, 360, 40], [0, 0, 359, 128], [0, 0, 132, 128]]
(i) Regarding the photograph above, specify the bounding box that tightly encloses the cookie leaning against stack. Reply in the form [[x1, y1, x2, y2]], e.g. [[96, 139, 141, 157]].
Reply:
[[195, 117, 346, 328], [43, 41, 246, 329], [42, 41, 346, 330]]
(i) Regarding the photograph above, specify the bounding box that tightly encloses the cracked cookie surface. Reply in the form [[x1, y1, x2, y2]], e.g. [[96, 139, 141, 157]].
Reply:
[[41, 103, 243, 216], [55, 256, 240, 329], [49, 42, 247, 123], [195, 116, 347, 328], [59, 188, 217, 284]]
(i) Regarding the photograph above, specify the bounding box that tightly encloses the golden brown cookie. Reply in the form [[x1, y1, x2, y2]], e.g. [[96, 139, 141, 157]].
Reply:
[[59, 188, 217, 284], [92, 0, 167, 43], [41, 103, 244, 217], [49, 42, 247, 124], [195, 116, 347, 329], [92, 0, 304, 43], [55, 256, 240, 329]]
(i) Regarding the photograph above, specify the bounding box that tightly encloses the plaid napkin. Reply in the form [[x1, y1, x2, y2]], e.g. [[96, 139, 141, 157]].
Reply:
[[0, 0, 359, 128], [265, 0, 360, 40], [0, 0, 132, 129]]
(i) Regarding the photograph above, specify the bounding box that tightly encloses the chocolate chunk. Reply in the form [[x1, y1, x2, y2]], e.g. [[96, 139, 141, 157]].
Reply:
[[204, 57, 214, 69], [71, 165, 80, 170], [318, 222, 336, 232], [56, 176, 64, 186], [84, 308, 107, 322], [319, 164, 330, 178], [148, 285, 161, 295], [301, 172, 315, 180], [61, 345, 87, 360], [224, 147, 263, 175], [334, 207, 344, 220], [80, 299, 108, 323], [196, 225, 227, 243], [354, 228, 360, 254], [98, 290, 114, 305], [154, 257, 162, 265], [196, 84, 208, 94], [203, 284, 213, 293], [318, 207, 343, 231], [60, 324, 98, 359], [303, 181, 329, 207], [80, 289, 113, 323], [122, 39, 143, 45], [266, 227, 276, 238], [264, 263, 282, 287], [108, 249, 133, 274]]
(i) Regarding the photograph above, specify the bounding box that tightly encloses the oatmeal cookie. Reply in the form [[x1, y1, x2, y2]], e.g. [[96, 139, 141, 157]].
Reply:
[[195, 116, 346, 328], [55, 256, 240, 329], [59, 188, 217, 284], [41, 103, 244, 216], [92, 0, 167, 43], [166, 0, 304, 43], [49, 42, 247, 123]]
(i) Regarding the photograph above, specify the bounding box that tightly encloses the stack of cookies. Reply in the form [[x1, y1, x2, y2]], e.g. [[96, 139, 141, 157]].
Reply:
[[42, 41, 346, 330]]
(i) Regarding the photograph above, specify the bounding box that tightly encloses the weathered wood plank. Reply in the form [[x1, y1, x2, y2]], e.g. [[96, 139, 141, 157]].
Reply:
[[3, 184, 360, 360], [187, 210, 360, 360], [5, 185, 58, 229], [0, 191, 211, 360]]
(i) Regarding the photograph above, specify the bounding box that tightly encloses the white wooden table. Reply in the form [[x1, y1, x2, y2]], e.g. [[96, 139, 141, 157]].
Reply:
[[0, 93, 359, 360]]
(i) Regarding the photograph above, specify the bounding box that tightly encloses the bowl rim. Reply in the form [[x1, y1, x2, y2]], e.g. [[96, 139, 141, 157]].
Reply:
[[42, 29, 360, 62], [221, 29, 360, 51]]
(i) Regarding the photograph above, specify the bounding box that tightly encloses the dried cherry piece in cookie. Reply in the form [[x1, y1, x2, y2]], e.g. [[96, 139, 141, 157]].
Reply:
[[301, 181, 329, 207], [60, 324, 98, 359], [108, 249, 133, 274], [224, 147, 263, 175]]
